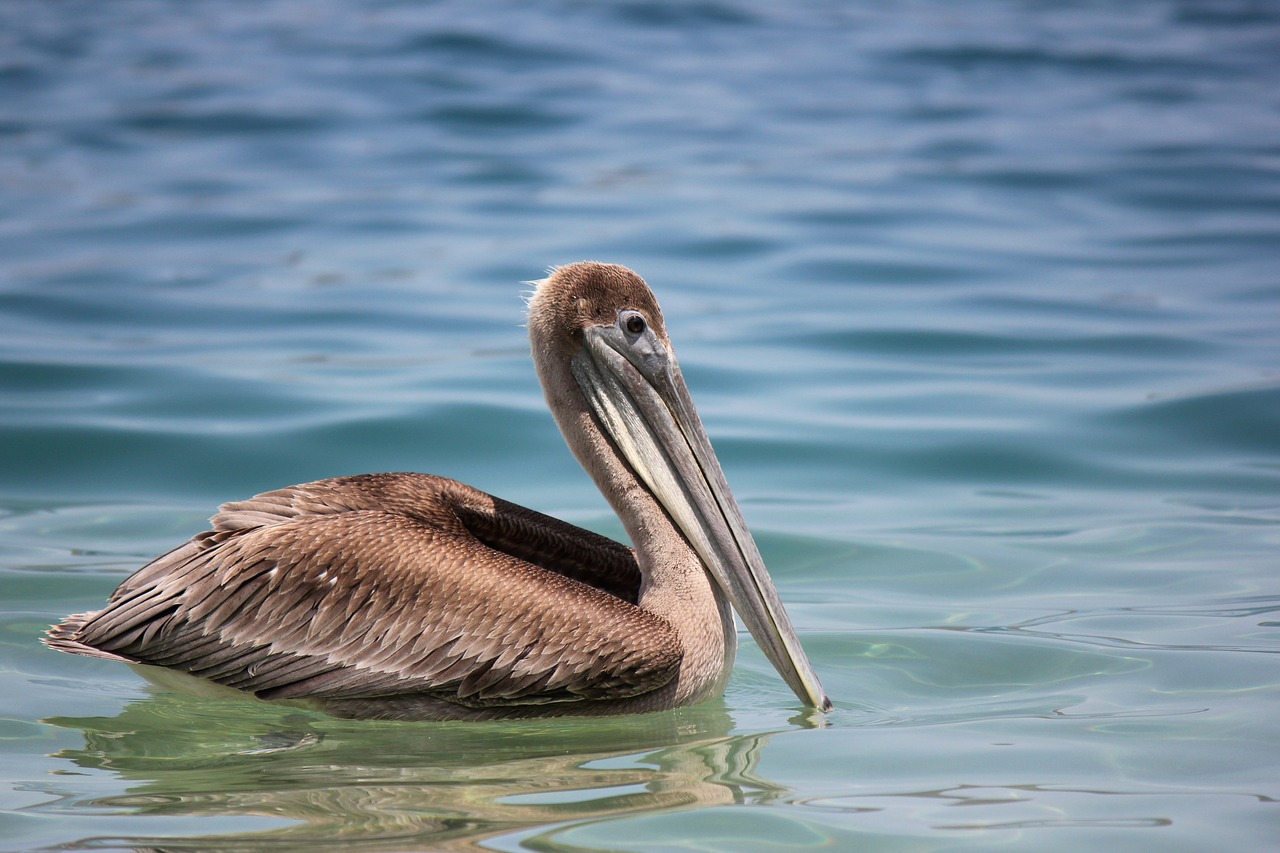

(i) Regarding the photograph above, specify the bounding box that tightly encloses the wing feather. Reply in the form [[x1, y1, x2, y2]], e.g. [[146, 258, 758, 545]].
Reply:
[[49, 474, 681, 709]]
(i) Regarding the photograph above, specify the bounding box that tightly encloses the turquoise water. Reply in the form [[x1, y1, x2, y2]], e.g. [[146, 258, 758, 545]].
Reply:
[[2, 0, 1278, 850]]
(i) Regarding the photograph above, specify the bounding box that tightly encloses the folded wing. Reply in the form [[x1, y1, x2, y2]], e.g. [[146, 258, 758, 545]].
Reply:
[[47, 474, 680, 708]]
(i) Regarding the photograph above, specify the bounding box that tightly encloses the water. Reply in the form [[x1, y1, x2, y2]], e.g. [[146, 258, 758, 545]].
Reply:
[[2, 0, 1278, 850]]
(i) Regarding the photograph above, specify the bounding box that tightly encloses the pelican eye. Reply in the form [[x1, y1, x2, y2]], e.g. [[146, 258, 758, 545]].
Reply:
[[623, 313, 646, 335]]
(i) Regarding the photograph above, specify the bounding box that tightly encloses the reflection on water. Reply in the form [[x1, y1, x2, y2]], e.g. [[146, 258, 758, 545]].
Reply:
[[42, 692, 789, 852]]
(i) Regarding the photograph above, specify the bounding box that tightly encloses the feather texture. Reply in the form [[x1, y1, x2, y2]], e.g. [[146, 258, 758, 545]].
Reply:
[[48, 473, 680, 709]]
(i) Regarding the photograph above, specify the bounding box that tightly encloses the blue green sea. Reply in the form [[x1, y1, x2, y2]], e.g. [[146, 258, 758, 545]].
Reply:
[[2, 1, 1278, 850]]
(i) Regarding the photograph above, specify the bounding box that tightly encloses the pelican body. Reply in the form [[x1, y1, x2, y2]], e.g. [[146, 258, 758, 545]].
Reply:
[[47, 263, 830, 720]]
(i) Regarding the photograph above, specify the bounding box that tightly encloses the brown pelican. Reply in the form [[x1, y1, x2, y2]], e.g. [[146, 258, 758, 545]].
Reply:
[[46, 262, 830, 720]]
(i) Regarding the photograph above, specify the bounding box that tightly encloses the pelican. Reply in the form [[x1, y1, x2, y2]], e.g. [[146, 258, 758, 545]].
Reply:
[[46, 262, 830, 720]]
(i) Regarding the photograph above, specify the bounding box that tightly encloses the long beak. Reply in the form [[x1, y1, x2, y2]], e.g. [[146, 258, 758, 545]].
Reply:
[[572, 323, 831, 711]]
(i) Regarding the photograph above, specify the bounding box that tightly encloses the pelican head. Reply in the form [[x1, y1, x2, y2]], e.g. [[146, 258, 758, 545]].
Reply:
[[528, 262, 831, 711]]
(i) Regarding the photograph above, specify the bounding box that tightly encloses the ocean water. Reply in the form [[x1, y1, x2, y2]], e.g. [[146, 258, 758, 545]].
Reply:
[[2, 0, 1278, 850]]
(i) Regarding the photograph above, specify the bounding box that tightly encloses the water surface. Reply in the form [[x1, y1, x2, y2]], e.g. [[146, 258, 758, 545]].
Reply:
[[2, 1, 1278, 851]]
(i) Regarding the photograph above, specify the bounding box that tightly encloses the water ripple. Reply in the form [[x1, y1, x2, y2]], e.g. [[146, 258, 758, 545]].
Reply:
[[1, 1, 1277, 851]]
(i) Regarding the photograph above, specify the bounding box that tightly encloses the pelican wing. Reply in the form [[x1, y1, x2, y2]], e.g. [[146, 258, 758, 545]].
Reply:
[[49, 474, 679, 707], [452, 492, 642, 605]]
